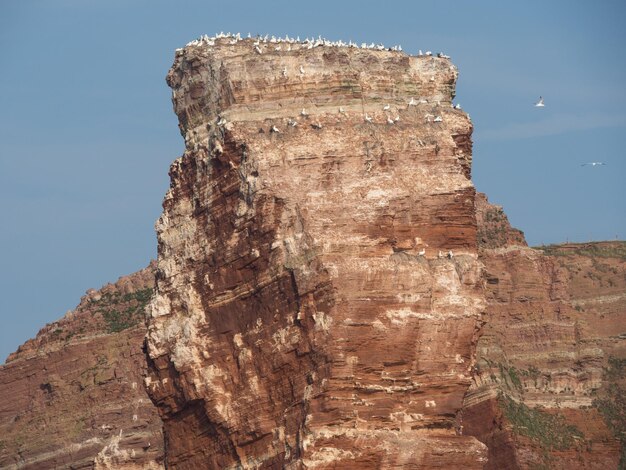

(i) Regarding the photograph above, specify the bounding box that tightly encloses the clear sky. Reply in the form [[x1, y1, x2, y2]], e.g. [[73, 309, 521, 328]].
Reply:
[[1, 0, 625, 362]]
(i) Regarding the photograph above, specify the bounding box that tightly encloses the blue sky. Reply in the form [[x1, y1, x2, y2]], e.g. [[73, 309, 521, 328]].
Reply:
[[1, 0, 625, 361]]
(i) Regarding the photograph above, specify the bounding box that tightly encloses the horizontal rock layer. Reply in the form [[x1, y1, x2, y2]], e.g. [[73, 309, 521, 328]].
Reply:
[[145, 38, 486, 468]]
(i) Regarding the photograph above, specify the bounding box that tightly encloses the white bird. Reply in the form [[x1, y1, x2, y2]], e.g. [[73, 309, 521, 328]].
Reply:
[[418, 249, 426, 256], [282, 67, 288, 77], [270, 125, 280, 133], [288, 119, 298, 127], [254, 45, 262, 54], [394, 115, 400, 122], [300, 65, 305, 74], [339, 107, 346, 113], [454, 103, 462, 110], [217, 117, 227, 126], [408, 97, 417, 106], [534, 96, 545, 107], [387, 117, 395, 125], [364, 114, 373, 123], [581, 162, 606, 166], [301, 108, 308, 117], [383, 104, 390, 111], [311, 121, 322, 129], [447, 250, 454, 259], [438, 250, 444, 259], [434, 116, 443, 122]]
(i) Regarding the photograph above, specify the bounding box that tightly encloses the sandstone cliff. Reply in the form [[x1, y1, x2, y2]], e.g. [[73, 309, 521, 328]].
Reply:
[[463, 194, 625, 469], [0, 265, 164, 469], [1, 34, 624, 470], [144, 36, 487, 468]]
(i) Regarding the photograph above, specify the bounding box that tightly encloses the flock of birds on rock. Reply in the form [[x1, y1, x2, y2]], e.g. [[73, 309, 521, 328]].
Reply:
[[187, 34, 606, 168], [182, 32, 452, 58], [222, 96, 459, 134]]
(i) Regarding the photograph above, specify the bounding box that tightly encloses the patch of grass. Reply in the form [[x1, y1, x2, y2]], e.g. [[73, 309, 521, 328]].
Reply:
[[95, 288, 153, 333], [499, 363, 524, 392], [593, 356, 626, 468], [499, 393, 584, 450], [533, 242, 626, 260]]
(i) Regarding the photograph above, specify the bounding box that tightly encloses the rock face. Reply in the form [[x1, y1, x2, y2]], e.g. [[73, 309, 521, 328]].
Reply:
[[144, 38, 487, 468], [463, 194, 625, 469], [0, 265, 164, 469], [2, 37, 623, 470]]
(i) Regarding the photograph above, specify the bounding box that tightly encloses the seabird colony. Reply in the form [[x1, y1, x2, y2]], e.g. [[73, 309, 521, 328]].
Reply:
[[180, 32, 450, 58]]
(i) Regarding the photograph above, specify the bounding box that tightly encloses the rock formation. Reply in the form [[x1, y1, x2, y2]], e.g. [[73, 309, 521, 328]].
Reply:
[[1, 35, 624, 470], [144, 37, 487, 468], [463, 194, 625, 469], [0, 264, 164, 469]]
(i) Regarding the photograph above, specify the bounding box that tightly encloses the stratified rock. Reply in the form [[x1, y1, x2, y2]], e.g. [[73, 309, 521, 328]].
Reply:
[[0, 264, 164, 469], [144, 37, 487, 468], [463, 198, 625, 469]]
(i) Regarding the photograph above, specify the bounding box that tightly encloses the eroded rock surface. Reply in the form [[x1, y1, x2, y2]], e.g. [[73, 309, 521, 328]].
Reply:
[[144, 38, 487, 468], [463, 194, 625, 469], [0, 265, 164, 469]]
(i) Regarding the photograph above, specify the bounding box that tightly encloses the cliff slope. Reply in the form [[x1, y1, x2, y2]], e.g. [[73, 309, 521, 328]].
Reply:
[[463, 194, 624, 469], [144, 36, 487, 468], [0, 265, 164, 469]]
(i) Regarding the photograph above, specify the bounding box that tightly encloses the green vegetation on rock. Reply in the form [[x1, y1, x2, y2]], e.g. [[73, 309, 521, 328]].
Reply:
[[534, 242, 626, 260], [593, 357, 626, 468], [92, 288, 153, 333], [499, 393, 584, 450]]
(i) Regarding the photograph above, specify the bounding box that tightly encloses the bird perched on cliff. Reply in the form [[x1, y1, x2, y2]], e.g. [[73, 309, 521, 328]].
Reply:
[[270, 125, 280, 133], [534, 96, 545, 107], [311, 121, 322, 129], [434, 116, 443, 122], [383, 104, 390, 111], [254, 45, 263, 54], [418, 249, 426, 256], [364, 114, 373, 123], [301, 108, 308, 117], [300, 65, 305, 75], [282, 67, 288, 77], [408, 97, 417, 106], [288, 119, 298, 127], [454, 103, 462, 110], [581, 162, 606, 166], [339, 107, 346, 113], [447, 250, 454, 259], [387, 117, 395, 125]]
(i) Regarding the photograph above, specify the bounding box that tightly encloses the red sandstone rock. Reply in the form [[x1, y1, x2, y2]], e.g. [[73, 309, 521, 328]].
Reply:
[[144, 37, 487, 468], [1, 36, 624, 470], [463, 197, 625, 469], [0, 264, 164, 469]]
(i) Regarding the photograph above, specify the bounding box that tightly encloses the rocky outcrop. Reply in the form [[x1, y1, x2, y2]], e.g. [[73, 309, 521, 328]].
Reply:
[[0, 265, 164, 469], [463, 194, 625, 469], [144, 37, 487, 468], [2, 35, 623, 470]]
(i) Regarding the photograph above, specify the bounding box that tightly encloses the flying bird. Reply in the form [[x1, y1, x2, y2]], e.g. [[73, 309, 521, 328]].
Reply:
[[534, 96, 545, 107], [581, 162, 606, 166]]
